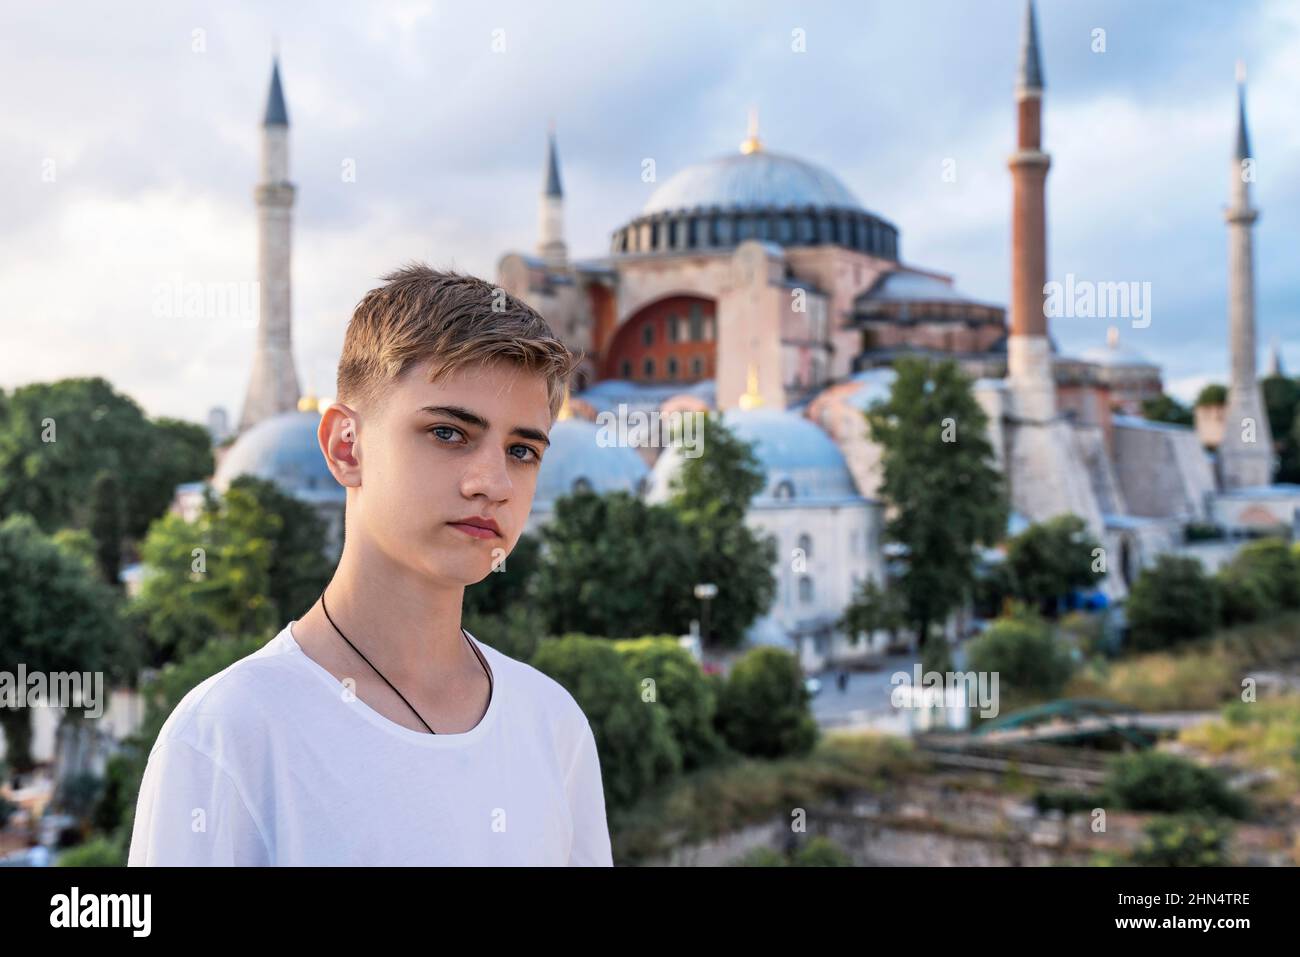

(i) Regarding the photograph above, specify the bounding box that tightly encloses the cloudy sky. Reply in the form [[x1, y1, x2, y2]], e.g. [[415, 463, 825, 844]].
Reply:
[[2, 0, 1296, 424]]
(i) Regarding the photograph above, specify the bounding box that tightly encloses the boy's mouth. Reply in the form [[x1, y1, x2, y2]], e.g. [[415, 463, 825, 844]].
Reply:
[[448, 516, 503, 540]]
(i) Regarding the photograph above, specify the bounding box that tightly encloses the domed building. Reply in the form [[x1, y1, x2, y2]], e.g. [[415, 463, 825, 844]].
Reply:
[[646, 373, 885, 668], [497, 109, 1007, 415], [527, 397, 650, 533], [211, 397, 347, 558]]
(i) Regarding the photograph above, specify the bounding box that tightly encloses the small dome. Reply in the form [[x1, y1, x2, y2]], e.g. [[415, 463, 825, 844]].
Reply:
[[1078, 327, 1157, 370], [213, 410, 344, 505], [532, 417, 649, 514], [642, 150, 862, 216], [646, 407, 862, 506]]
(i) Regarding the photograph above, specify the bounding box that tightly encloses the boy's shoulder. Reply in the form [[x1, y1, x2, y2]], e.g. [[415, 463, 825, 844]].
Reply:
[[148, 626, 305, 761]]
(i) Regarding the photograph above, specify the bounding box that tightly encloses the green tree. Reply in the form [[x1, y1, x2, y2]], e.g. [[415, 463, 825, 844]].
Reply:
[[1215, 537, 1300, 627], [1141, 393, 1193, 426], [90, 470, 125, 586], [225, 475, 335, 622], [866, 358, 1008, 646], [615, 636, 728, 771], [1003, 515, 1105, 616], [965, 610, 1075, 700], [1125, 555, 1219, 651], [0, 377, 213, 539], [1262, 373, 1300, 483], [661, 411, 778, 649], [838, 576, 906, 650], [533, 490, 696, 639], [133, 484, 280, 663], [1194, 383, 1227, 407], [532, 635, 681, 812], [0, 514, 125, 772], [714, 647, 818, 759]]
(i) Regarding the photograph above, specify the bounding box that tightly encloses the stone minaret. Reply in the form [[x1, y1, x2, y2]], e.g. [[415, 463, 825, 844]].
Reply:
[[239, 56, 301, 434], [1219, 63, 1273, 489], [537, 121, 567, 266], [1006, 0, 1054, 422]]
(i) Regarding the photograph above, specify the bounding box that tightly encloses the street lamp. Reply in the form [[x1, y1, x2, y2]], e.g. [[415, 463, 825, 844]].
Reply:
[[694, 583, 718, 649]]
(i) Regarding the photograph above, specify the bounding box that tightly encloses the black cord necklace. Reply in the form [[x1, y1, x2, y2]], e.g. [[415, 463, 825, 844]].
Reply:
[[318, 589, 492, 735]]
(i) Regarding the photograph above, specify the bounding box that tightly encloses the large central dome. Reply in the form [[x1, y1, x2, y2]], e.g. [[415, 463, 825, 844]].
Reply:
[[611, 134, 898, 259], [641, 150, 863, 216]]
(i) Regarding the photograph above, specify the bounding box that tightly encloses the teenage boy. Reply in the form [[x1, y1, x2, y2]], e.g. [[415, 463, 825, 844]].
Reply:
[[128, 264, 613, 866]]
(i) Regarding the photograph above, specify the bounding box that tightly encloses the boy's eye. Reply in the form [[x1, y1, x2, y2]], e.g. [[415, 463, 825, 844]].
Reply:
[[510, 445, 540, 463], [428, 425, 463, 443]]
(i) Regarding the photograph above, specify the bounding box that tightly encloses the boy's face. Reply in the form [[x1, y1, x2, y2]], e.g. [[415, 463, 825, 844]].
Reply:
[[330, 358, 552, 586]]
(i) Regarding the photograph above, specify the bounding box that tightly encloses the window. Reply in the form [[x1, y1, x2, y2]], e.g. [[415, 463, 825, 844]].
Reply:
[[667, 356, 679, 379], [572, 476, 592, 494], [797, 533, 812, 559], [642, 323, 654, 346], [691, 357, 704, 377], [774, 479, 795, 500], [703, 315, 714, 341], [643, 357, 655, 378], [689, 303, 703, 341], [667, 314, 679, 342], [620, 359, 631, 378], [798, 576, 813, 603]]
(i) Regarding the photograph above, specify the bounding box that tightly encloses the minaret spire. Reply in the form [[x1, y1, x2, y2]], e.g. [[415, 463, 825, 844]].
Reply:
[[239, 55, 301, 433], [537, 119, 567, 266], [1219, 63, 1273, 488], [1006, 0, 1054, 420]]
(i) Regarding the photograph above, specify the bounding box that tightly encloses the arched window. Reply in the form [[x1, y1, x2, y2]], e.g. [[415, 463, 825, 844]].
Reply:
[[774, 479, 795, 500], [642, 323, 654, 346], [572, 476, 592, 494], [798, 576, 813, 603], [643, 357, 655, 378], [620, 359, 632, 378], [797, 533, 812, 559], [691, 357, 704, 377], [667, 356, 679, 379]]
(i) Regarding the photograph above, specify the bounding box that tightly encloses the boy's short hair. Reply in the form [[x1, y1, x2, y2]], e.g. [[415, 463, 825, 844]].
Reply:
[[336, 262, 579, 421]]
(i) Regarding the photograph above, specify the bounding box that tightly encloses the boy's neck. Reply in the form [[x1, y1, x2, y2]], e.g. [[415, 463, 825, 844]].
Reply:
[[298, 536, 472, 683]]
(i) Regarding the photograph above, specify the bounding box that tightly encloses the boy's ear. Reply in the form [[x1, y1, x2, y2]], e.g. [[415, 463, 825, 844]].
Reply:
[[321, 402, 362, 486]]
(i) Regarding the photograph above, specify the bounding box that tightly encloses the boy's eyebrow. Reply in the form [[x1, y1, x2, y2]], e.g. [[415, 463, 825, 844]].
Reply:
[[417, 405, 551, 448]]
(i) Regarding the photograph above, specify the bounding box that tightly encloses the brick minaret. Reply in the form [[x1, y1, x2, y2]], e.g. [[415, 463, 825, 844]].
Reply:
[[239, 57, 301, 433], [1006, 0, 1054, 421], [1219, 63, 1273, 489], [537, 120, 567, 266]]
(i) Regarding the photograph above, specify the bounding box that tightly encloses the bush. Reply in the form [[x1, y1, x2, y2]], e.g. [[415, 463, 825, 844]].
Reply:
[[714, 647, 818, 759], [791, 836, 853, 866], [1104, 751, 1249, 819], [614, 636, 728, 772], [965, 612, 1075, 700], [1126, 555, 1219, 651], [532, 635, 681, 813], [1130, 815, 1232, 867], [56, 835, 127, 867], [1216, 538, 1300, 626]]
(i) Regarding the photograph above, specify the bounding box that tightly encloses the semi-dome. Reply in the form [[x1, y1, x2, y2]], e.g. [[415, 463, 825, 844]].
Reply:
[[641, 150, 862, 216], [532, 417, 649, 514], [646, 407, 863, 507], [213, 410, 345, 505]]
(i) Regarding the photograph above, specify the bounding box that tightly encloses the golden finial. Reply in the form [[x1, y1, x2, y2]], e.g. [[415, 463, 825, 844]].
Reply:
[[1106, 325, 1119, 350], [556, 385, 572, 421], [297, 393, 319, 413], [740, 105, 762, 154], [738, 361, 764, 409]]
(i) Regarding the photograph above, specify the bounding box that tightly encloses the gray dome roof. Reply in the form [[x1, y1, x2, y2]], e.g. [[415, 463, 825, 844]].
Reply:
[[532, 417, 649, 514], [642, 150, 863, 215], [647, 407, 863, 507], [213, 410, 345, 505]]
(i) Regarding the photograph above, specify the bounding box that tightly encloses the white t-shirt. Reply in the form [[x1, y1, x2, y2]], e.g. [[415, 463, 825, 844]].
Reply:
[[127, 621, 613, 866]]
